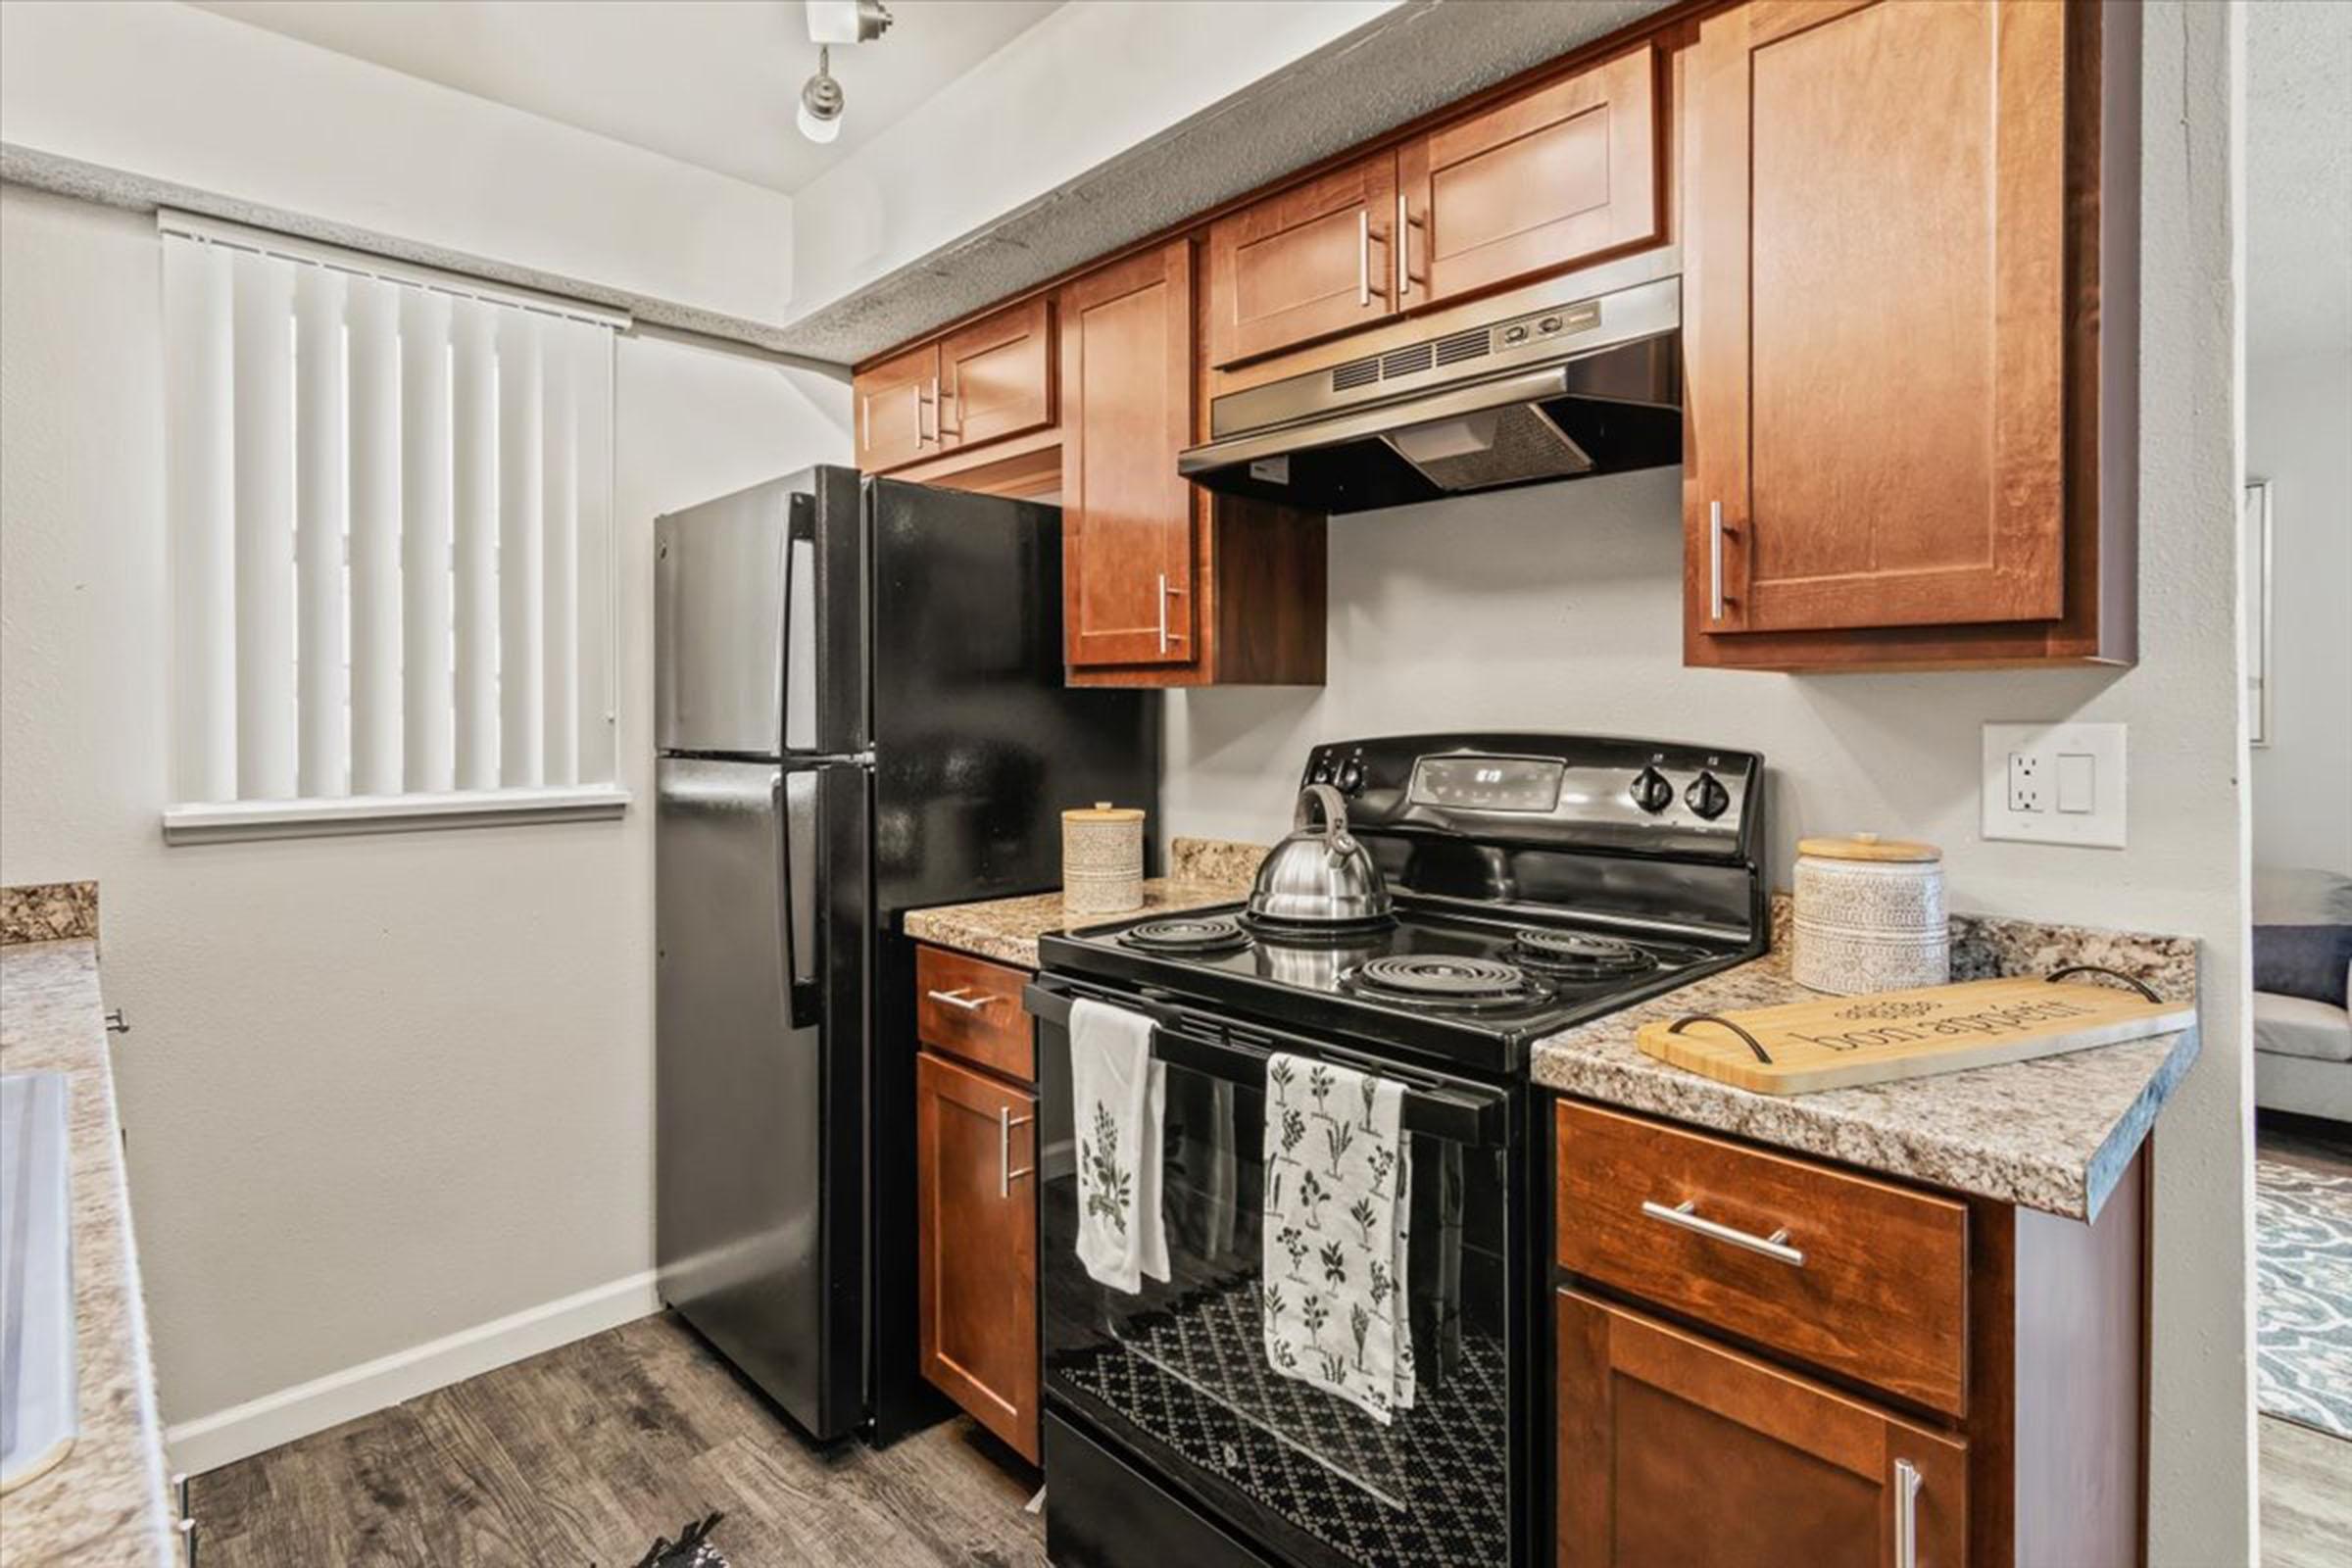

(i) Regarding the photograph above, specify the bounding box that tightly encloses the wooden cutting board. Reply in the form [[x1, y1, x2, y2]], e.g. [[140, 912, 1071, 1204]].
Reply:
[[1636, 974, 2193, 1095]]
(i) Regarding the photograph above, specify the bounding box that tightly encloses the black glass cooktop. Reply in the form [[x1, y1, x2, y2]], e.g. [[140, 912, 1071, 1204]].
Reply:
[[1040, 901, 1751, 1077]]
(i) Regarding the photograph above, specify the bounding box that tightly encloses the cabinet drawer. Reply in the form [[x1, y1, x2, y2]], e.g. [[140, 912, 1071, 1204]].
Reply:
[[915, 945, 1034, 1080], [1553, 1099, 1968, 1416]]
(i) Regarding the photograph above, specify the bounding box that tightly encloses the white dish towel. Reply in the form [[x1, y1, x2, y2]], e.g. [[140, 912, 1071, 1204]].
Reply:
[[1070, 998, 1169, 1294], [1262, 1053, 1415, 1424]]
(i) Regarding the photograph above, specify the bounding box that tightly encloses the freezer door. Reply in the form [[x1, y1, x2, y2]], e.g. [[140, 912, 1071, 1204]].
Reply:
[[656, 478, 828, 757], [656, 756, 868, 1438]]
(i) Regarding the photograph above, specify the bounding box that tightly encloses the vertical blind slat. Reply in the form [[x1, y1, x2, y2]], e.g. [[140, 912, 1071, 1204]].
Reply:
[[231, 255, 298, 801], [399, 288, 456, 794], [347, 277, 403, 797], [543, 326, 580, 787], [164, 240, 237, 804], [451, 300, 500, 792], [497, 312, 546, 788], [294, 266, 350, 798], [573, 330, 616, 786]]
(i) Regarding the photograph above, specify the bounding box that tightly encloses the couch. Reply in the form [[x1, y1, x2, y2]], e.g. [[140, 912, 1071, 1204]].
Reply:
[[2253, 866, 2352, 1123]]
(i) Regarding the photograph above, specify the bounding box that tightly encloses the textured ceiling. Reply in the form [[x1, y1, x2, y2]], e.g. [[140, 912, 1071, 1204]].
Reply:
[[189, 0, 1064, 196], [778, 0, 1675, 363], [2246, 0, 2352, 364]]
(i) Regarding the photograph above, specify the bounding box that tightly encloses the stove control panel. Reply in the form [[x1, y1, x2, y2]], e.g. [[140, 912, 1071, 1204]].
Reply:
[[1299, 733, 1762, 860]]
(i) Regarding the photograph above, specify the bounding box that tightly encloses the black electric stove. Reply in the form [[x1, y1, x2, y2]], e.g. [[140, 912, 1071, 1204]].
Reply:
[[1032, 734, 1767, 1568], [1039, 732, 1768, 1081]]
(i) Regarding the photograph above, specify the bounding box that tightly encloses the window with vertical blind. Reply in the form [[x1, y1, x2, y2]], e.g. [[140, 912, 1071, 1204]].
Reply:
[[157, 213, 628, 842]]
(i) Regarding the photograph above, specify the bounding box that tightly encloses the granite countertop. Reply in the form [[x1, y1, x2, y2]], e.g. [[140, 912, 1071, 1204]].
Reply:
[[901, 836, 1263, 969], [0, 940, 175, 1566], [1531, 906, 2200, 1222]]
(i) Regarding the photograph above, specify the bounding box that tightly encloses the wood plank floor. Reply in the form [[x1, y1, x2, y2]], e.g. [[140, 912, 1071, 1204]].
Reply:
[[190, 1312, 1050, 1567]]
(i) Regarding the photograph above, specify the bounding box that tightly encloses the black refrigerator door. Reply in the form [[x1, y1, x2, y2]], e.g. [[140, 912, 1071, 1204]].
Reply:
[[864, 477, 1159, 911], [656, 755, 869, 1440], [654, 466, 864, 760]]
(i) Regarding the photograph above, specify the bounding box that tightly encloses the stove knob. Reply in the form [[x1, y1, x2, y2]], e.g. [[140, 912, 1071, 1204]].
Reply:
[[1310, 758, 1334, 785], [1630, 766, 1675, 814], [1336, 760, 1365, 794], [1685, 770, 1731, 820]]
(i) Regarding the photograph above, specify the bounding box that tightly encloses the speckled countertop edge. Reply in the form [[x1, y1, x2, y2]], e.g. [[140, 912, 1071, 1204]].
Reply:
[[901, 837, 1264, 969], [1531, 908, 2201, 1221], [0, 940, 175, 1567]]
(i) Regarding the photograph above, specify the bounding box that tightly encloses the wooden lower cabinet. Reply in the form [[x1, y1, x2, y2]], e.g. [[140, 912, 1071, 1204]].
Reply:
[[916, 1048, 1040, 1462], [1556, 1290, 1967, 1568], [1553, 1097, 2148, 1568]]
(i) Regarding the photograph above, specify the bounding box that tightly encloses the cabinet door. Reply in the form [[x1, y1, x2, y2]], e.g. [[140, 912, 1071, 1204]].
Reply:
[[1398, 44, 1659, 308], [917, 1051, 1039, 1462], [1686, 0, 2067, 636], [856, 342, 941, 473], [1205, 151, 1397, 368], [1556, 1291, 1966, 1568], [940, 297, 1054, 453], [1059, 240, 1199, 669]]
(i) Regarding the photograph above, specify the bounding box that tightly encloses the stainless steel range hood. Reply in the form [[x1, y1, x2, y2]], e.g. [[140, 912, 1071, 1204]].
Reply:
[[1179, 261, 1682, 515]]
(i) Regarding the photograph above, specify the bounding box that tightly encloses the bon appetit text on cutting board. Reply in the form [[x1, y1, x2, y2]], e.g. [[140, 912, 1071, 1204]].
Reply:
[[1636, 975, 2193, 1095]]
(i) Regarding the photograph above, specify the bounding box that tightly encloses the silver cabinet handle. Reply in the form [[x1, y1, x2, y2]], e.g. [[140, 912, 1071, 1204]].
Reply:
[[1893, 1458, 1922, 1568], [1709, 501, 1727, 621], [1357, 210, 1371, 308], [1642, 1199, 1805, 1266], [918, 377, 938, 445], [926, 987, 996, 1012], [1396, 193, 1409, 300], [999, 1105, 1036, 1199]]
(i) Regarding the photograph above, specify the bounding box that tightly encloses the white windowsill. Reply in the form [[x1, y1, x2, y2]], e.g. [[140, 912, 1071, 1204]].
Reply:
[[162, 785, 631, 845]]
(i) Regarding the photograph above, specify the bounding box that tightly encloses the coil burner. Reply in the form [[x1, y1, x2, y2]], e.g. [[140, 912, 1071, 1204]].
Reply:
[[1509, 929, 1658, 982], [1343, 955, 1550, 1012], [1118, 915, 1252, 956]]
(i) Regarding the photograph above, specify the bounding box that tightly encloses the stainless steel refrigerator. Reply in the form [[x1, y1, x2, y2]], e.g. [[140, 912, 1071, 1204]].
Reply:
[[654, 466, 1157, 1442]]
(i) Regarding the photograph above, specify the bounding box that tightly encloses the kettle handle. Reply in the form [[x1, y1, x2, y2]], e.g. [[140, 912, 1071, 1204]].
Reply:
[[1295, 783, 1358, 861]]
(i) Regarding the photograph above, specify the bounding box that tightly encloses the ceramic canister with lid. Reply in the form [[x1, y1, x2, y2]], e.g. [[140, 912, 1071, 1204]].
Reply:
[[1791, 834, 1949, 995], [1062, 803, 1145, 915]]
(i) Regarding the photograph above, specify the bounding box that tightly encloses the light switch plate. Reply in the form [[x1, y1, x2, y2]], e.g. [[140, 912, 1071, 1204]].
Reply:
[[1982, 722, 2127, 848]]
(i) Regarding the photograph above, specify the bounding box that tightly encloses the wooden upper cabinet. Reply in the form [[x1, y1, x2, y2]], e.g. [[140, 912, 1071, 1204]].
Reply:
[[1557, 1290, 1968, 1568], [916, 1050, 1040, 1463], [1059, 240, 1199, 668], [856, 342, 940, 473], [1205, 151, 1398, 368], [939, 297, 1054, 453], [1686, 0, 2071, 642], [1398, 43, 1661, 309]]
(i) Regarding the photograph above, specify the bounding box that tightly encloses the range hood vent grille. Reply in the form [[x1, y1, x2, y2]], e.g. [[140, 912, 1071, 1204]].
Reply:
[[1332, 356, 1380, 393], [1381, 343, 1435, 378], [1434, 327, 1491, 368]]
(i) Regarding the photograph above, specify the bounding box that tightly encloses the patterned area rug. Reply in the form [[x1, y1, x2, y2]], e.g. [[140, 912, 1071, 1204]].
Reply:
[[2257, 1146, 2352, 1441]]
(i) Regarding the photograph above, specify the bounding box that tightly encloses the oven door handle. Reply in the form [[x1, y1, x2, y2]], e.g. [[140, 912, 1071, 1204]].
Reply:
[[1024, 981, 1507, 1147]]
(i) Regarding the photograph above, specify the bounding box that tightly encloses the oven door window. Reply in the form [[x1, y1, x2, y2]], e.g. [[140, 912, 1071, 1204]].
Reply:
[[1041, 1042, 1512, 1568]]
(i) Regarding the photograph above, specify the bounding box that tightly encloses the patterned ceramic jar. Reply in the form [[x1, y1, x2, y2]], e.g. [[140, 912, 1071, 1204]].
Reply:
[[1062, 803, 1145, 915], [1792, 834, 1949, 995]]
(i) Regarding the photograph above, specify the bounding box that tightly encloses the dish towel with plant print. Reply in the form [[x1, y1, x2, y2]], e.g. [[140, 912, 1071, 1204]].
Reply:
[[1071, 998, 1169, 1294], [1260, 1051, 1414, 1424]]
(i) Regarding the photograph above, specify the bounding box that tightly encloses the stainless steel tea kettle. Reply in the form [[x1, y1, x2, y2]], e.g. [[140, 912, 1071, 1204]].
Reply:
[[1247, 784, 1394, 928]]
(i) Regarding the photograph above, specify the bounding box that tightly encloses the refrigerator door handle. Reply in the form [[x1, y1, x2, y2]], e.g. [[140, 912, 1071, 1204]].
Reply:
[[777, 766, 823, 1029]]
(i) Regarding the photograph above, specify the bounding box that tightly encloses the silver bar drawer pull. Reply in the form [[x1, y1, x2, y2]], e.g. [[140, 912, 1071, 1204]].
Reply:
[[1000, 1105, 1037, 1199], [1893, 1458, 1922, 1568], [1641, 1199, 1805, 1267], [926, 987, 996, 1012], [1357, 211, 1371, 307]]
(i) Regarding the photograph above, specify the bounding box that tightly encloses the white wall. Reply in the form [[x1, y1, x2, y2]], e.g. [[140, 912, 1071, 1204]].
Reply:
[[0, 1, 796, 327], [2246, 349, 2352, 876], [1165, 7, 2255, 1560], [0, 183, 850, 1468]]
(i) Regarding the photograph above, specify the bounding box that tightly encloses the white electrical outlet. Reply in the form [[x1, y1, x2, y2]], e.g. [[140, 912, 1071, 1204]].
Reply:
[[1983, 722, 2127, 847]]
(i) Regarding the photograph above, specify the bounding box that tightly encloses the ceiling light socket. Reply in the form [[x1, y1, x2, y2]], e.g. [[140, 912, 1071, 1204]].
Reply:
[[798, 45, 845, 144], [807, 0, 893, 45]]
